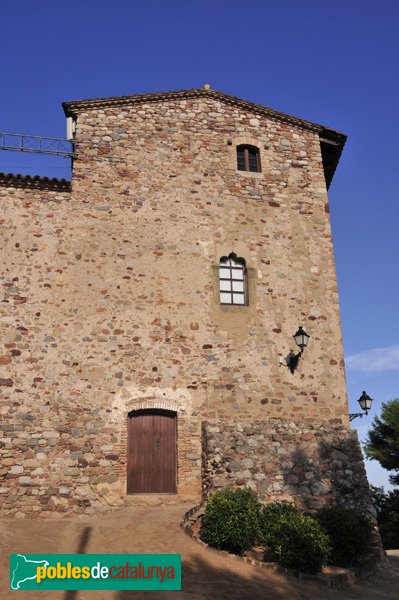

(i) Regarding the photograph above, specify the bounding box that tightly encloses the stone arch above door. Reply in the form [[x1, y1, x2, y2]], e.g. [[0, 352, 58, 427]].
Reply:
[[126, 398, 180, 414]]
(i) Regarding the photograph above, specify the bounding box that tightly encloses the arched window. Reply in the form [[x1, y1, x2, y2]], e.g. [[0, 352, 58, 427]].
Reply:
[[219, 253, 247, 305], [236, 144, 261, 172]]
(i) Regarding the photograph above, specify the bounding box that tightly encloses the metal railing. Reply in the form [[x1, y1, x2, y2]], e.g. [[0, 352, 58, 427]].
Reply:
[[0, 132, 74, 158]]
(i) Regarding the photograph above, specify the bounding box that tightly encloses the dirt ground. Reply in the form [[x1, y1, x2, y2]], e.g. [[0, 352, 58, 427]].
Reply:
[[0, 503, 398, 600]]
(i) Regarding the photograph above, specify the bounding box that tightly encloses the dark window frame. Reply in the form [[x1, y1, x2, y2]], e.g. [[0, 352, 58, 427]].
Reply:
[[236, 144, 261, 173], [219, 253, 248, 306]]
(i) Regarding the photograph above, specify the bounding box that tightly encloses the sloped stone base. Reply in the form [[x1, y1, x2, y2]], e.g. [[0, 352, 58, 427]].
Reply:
[[202, 420, 376, 516]]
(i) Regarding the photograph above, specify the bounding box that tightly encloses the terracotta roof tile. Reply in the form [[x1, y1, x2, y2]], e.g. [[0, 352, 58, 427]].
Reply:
[[0, 172, 71, 191]]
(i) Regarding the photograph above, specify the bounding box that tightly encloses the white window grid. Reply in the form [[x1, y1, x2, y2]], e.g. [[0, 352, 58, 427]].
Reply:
[[219, 255, 247, 305]]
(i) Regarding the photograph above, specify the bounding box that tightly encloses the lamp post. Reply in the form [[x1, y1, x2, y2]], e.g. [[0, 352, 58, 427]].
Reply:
[[349, 391, 373, 422]]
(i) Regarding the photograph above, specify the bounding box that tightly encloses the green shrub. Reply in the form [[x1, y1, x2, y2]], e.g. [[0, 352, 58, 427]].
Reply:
[[259, 502, 330, 573], [371, 486, 399, 550], [200, 488, 261, 554], [258, 501, 300, 545], [269, 516, 331, 573], [316, 506, 374, 567]]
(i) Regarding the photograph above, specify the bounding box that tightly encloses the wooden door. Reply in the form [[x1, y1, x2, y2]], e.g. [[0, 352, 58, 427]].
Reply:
[[127, 411, 176, 494]]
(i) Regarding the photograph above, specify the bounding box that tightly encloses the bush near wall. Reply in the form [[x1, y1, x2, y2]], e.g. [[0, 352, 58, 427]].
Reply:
[[200, 491, 374, 574], [316, 506, 374, 567], [200, 491, 330, 572], [268, 515, 331, 574], [258, 501, 300, 545], [258, 501, 330, 573], [200, 488, 260, 555], [371, 486, 399, 550]]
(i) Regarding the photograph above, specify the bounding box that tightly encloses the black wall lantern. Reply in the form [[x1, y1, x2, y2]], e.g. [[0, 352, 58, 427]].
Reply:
[[280, 326, 310, 374], [349, 391, 373, 422]]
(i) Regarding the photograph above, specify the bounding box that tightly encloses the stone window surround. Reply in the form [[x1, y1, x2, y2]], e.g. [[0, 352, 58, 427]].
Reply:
[[211, 245, 257, 313], [229, 135, 265, 178]]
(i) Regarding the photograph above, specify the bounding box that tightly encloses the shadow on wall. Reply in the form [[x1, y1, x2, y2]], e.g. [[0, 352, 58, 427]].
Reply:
[[114, 552, 297, 600], [289, 438, 374, 515], [203, 422, 375, 516]]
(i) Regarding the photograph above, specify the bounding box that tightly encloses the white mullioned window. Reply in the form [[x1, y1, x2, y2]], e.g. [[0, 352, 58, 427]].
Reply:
[[219, 253, 247, 305]]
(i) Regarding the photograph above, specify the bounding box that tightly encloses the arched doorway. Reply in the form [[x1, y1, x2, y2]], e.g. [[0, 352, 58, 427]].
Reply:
[[127, 409, 177, 494]]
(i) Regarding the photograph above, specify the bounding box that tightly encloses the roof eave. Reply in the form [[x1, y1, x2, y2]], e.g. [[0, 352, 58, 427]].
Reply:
[[62, 88, 347, 188], [0, 172, 71, 191]]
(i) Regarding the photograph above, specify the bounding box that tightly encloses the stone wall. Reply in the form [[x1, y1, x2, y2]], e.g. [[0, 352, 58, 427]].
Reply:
[[0, 90, 355, 516], [203, 420, 375, 516]]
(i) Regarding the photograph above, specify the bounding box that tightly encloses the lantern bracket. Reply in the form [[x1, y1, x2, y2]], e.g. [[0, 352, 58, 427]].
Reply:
[[279, 326, 310, 374], [349, 412, 366, 422], [349, 391, 373, 422]]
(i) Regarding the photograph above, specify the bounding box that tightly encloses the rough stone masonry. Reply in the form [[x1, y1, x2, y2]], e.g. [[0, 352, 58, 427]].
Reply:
[[0, 87, 374, 517]]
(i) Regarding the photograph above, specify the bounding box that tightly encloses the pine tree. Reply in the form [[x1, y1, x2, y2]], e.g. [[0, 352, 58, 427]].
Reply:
[[364, 398, 399, 486]]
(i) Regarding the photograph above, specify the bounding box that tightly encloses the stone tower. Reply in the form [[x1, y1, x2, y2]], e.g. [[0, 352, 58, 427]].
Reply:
[[0, 88, 373, 517]]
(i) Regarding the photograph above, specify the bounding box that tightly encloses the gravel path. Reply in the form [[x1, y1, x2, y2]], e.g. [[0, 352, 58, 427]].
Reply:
[[0, 503, 398, 599]]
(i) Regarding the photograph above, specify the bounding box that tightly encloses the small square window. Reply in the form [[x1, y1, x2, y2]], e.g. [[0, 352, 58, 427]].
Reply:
[[220, 292, 232, 303], [232, 281, 244, 292], [219, 268, 231, 278], [231, 269, 244, 280], [233, 294, 245, 304], [220, 280, 232, 291]]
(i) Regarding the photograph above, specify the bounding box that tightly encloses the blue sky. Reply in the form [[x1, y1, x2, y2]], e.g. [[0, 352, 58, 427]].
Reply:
[[1, 1, 398, 489]]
